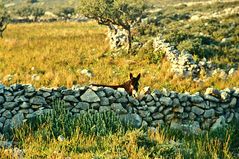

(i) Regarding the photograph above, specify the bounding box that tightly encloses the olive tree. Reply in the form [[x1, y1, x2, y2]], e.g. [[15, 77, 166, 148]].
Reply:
[[17, 7, 45, 22], [57, 7, 75, 21], [78, 0, 147, 52], [0, 1, 8, 38]]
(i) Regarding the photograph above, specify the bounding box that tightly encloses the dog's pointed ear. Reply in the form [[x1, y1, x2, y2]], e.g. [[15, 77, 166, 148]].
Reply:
[[137, 73, 141, 80], [130, 73, 133, 79]]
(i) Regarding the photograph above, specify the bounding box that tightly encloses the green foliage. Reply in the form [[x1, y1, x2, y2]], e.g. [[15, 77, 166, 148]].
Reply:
[[57, 7, 75, 21], [138, 40, 165, 64], [140, 1, 239, 66], [79, 0, 147, 27], [78, 0, 148, 52], [27, 0, 38, 3], [17, 6, 45, 21], [77, 111, 126, 136], [13, 100, 126, 143]]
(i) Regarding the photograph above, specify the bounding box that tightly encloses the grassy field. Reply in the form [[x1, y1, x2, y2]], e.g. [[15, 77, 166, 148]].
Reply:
[[0, 21, 238, 93]]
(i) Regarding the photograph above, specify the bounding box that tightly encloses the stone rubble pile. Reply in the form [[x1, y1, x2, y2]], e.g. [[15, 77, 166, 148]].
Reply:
[[0, 84, 238, 134], [153, 36, 237, 79]]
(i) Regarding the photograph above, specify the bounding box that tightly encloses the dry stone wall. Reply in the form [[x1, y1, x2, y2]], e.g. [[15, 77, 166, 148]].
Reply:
[[153, 36, 237, 79], [0, 84, 239, 134], [107, 25, 129, 50]]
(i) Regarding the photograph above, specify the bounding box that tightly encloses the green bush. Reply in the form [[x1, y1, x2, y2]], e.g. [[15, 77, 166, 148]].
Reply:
[[13, 100, 127, 142]]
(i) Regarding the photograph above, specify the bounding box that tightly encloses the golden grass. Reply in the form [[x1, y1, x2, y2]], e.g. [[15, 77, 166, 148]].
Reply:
[[0, 21, 238, 93]]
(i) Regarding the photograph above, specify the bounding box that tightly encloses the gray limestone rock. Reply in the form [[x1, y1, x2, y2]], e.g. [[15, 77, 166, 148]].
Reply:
[[75, 102, 90, 110], [211, 116, 226, 131], [117, 97, 128, 103], [173, 106, 184, 113], [152, 112, 164, 119], [0, 84, 4, 94], [99, 106, 111, 112], [190, 94, 204, 103], [3, 102, 17, 110], [229, 98, 237, 108], [145, 94, 153, 102], [226, 113, 234, 123], [0, 96, 5, 104], [138, 110, 150, 118], [91, 103, 100, 110], [25, 84, 35, 93], [128, 96, 139, 106], [63, 95, 79, 103], [160, 97, 173, 106], [80, 89, 100, 102], [204, 109, 215, 118], [163, 108, 172, 115], [104, 87, 115, 96], [172, 98, 180, 107], [11, 112, 24, 129], [220, 91, 230, 101], [120, 113, 142, 128], [71, 108, 80, 113], [178, 93, 188, 102], [100, 97, 110, 106], [193, 102, 206, 109], [148, 106, 157, 113], [165, 114, 174, 121], [96, 91, 106, 97], [192, 106, 204, 115], [2, 110, 12, 119], [111, 103, 127, 114], [204, 95, 219, 102], [20, 102, 30, 109], [147, 100, 156, 106], [30, 96, 47, 105]]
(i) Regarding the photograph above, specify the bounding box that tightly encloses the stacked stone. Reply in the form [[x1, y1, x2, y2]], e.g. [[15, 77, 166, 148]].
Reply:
[[153, 36, 237, 79], [0, 84, 239, 134], [107, 25, 128, 50]]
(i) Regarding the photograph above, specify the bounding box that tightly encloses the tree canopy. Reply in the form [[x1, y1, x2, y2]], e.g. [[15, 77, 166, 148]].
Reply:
[[17, 7, 45, 22], [78, 0, 147, 52]]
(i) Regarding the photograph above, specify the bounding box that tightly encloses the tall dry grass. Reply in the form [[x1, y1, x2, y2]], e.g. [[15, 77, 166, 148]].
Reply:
[[0, 21, 238, 93]]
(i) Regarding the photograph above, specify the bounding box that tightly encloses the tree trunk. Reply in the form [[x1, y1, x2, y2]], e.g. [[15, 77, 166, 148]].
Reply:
[[127, 27, 132, 54], [0, 24, 7, 38]]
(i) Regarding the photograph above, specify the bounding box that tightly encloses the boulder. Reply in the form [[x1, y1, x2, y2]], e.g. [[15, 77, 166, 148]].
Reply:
[[3, 102, 17, 110], [75, 102, 90, 110], [120, 113, 142, 128], [11, 112, 24, 129], [30, 96, 47, 105], [160, 97, 173, 106], [100, 97, 110, 106], [20, 102, 30, 109], [204, 109, 215, 118], [63, 95, 79, 103], [190, 95, 204, 103], [0, 96, 5, 104], [111, 103, 127, 114], [192, 106, 204, 115], [211, 116, 226, 131], [229, 98, 237, 108], [80, 89, 100, 102], [128, 96, 139, 106]]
